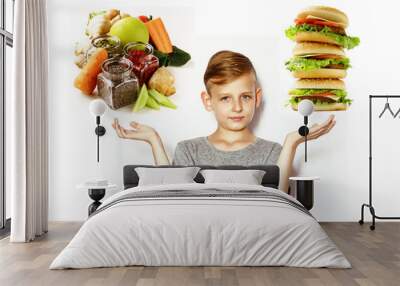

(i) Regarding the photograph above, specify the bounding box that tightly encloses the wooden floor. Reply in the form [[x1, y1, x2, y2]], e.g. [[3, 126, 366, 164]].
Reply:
[[0, 222, 399, 286]]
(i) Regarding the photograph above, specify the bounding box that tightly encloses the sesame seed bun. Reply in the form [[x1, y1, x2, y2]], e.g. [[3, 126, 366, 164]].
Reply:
[[291, 102, 348, 111], [292, 68, 347, 79], [294, 78, 345, 90], [295, 32, 343, 46], [293, 42, 345, 57], [296, 6, 349, 28]]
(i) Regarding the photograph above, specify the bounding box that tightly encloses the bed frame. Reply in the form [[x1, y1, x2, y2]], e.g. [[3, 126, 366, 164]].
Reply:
[[123, 165, 280, 189]]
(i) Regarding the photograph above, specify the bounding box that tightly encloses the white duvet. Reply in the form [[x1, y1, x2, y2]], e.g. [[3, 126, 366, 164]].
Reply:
[[50, 183, 351, 269]]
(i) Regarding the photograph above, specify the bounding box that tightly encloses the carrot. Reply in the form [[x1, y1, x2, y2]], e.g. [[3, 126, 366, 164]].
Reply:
[[145, 17, 173, 54], [74, 48, 108, 95]]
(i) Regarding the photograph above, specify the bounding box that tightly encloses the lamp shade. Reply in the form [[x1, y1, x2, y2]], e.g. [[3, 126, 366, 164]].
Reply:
[[298, 99, 314, 116], [89, 99, 107, 117]]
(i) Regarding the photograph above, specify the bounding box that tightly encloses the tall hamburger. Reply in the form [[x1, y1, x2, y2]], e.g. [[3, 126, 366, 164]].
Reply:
[[285, 6, 360, 49], [289, 79, 352, 111], [285, 42, 350, 79]]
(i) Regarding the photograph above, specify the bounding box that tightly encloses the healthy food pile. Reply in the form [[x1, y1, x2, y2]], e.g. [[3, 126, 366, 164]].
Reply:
[[74, 9, 191, 112], [285, 6, 360, 111]]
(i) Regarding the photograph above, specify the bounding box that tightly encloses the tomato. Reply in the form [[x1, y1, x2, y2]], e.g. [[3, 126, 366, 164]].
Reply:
[[138, 15, 151, 23], [295, 18, 342, 28]]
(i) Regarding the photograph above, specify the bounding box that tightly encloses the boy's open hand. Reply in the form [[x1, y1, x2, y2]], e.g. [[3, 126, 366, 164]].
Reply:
[[286, 114, 336, 147], [112, 118, 158, 143]]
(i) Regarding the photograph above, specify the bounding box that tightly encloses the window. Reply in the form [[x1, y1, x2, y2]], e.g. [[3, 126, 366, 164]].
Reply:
[[0, 0, 14, 236]]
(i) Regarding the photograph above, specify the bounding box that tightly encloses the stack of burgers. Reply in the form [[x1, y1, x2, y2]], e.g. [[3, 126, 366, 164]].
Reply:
[[285, 6, 360, 111]]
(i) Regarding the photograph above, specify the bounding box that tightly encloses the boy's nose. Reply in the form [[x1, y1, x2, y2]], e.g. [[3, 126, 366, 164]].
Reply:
[[232, 100, 243, 112]]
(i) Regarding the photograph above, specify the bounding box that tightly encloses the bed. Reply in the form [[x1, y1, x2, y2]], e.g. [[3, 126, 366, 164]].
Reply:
[[50, 165, 351, 269]]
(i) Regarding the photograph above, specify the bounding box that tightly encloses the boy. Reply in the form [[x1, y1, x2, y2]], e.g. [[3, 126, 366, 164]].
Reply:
[[112, 50, 336, 193]]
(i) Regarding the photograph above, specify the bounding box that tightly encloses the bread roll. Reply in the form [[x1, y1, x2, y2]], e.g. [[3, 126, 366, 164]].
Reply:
[[295, 32, 341, 46], [294, 78, 345, 90], [296, 6, 348, 28], [291, 102, 348, 111], [293, 42, 345, 57], [292, 68, 347, 79]]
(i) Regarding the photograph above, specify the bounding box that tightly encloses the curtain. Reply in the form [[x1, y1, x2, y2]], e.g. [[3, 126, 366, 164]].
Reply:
[[8, 0, 49, 242]]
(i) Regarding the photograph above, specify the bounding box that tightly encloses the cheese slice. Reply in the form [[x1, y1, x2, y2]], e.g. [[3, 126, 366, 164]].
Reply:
[[305, 15, 345, 28], [306, 15, 338, 23]]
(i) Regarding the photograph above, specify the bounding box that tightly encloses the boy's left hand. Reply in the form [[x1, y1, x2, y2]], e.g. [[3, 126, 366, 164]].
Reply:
[[286, 114, 336, 148]]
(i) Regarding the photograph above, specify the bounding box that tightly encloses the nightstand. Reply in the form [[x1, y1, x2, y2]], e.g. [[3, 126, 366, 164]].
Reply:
[[289, 177, 320, 210], [77, 183, 117, 216]]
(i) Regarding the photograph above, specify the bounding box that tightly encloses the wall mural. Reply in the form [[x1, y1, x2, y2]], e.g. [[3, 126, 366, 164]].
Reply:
[[73, 9, 191, 112], [71, 5, 358, 171]]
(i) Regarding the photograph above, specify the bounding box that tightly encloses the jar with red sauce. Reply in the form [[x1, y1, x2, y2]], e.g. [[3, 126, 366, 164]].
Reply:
[[124, 42, 159, 86]]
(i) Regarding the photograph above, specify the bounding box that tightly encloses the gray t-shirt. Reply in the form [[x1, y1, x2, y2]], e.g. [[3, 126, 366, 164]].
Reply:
[[172, 136, 282, 166]]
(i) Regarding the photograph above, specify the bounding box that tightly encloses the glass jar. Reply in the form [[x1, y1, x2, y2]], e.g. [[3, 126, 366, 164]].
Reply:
[[87, 35, 122, 61], [97, 57, 139, 110], [124, 42, 159, 86]]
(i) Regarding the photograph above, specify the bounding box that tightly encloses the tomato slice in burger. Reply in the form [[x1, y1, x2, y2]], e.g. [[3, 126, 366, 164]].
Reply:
[[295, 18, 342, 28]]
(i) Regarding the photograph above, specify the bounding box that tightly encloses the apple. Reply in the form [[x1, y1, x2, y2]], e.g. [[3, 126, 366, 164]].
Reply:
[[109, 17, 149, 45]]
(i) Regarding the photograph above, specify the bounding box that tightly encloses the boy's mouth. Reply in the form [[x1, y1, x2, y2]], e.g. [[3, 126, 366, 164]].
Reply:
[[229, 116, 245, 122]]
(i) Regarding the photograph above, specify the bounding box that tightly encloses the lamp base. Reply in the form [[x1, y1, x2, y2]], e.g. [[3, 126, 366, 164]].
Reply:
[[298, 125, 309, 136], [95, 126, 106, 136]]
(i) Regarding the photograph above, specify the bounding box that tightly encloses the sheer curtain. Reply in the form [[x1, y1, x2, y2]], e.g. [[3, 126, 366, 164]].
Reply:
[[8, 0, 49, 242]]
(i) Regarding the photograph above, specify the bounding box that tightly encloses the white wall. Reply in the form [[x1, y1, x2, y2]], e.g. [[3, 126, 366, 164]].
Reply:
[[48, 0, 400, 221]]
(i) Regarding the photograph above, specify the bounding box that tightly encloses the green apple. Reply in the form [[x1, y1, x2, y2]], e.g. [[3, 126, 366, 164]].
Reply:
[[109, 17, 149, 45]]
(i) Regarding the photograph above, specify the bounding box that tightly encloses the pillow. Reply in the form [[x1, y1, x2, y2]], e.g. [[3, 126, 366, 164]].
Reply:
[[200, 169, 266, 185], [135, 167, 201, 186]]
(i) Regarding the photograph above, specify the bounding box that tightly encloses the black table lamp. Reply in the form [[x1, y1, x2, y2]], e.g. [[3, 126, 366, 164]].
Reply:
[[89, 99, 107, 162], [297, 99, 314, 162]]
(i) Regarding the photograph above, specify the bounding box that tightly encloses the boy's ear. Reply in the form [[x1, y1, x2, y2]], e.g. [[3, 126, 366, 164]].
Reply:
[[201, 91, 213, 111], [255, 87, 262, 108]]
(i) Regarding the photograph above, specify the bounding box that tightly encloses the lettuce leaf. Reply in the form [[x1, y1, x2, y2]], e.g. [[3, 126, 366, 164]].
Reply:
[[285, 24, 360, 49], [285, 57, 350, 71], [289, 89, 347, 97], [288, 96, 353, 105]]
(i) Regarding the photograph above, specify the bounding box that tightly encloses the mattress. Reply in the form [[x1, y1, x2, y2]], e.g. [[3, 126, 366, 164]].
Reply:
[[50, 183, 350, 269]]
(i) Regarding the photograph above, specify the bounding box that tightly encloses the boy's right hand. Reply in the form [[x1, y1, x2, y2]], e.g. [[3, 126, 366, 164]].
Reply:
[[112, 118, 158, 143]]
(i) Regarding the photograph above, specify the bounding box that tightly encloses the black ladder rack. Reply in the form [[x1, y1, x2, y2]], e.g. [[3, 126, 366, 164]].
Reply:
[[359, 95, 400, 230]]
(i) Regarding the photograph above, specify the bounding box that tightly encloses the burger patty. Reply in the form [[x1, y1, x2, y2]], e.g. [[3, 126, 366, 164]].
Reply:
[[326, 64, 345, 69], [299, 96, 337, 103], [308, 54, 344, 60], [296, 24, 346, 35]]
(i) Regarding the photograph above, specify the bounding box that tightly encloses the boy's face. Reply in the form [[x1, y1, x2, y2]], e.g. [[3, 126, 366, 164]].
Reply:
[[201, 72, 262, 132]]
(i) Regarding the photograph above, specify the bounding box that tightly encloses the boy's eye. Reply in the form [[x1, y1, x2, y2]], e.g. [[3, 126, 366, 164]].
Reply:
[[220, 96, 230, 102], [243, 95, 253, 100]]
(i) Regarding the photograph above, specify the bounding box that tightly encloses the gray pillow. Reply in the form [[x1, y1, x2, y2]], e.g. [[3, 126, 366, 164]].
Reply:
[[200, 169, 266, 185], [135, 167, 201, 186]]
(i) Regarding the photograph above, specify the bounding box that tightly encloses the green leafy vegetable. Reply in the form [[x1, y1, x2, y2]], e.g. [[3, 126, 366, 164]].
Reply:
[[289, 89, 347, 97], [153, 50, 169, 66], [153, 45, 191, 67], [285, 24, 360, 49], [288, 96, 353, 105], [169, 46, 191, 66], [285, 57, 350, 71]]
